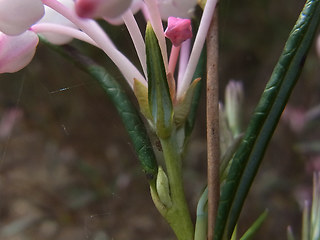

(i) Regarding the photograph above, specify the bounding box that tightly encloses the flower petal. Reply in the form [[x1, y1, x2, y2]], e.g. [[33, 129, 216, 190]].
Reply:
[[39, 0, 78, 45], [75, 0, 133, 19], [0, 0, 44, 35], [105, 0, 143, 25], [0, 31, 39, 73], [157, 0, 198, 20]]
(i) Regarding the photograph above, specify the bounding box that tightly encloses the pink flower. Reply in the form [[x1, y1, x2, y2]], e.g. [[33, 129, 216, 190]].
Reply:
[[0, 31, 39, 73], [165, 17, 192, 47], [75, 0, 133, 19], [0, 0, 44, 35]]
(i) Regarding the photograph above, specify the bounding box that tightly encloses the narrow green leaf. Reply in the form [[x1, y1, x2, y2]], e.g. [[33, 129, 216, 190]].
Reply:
[[214, 1, 320, 239], [145, 23, 173, 138], [231, 226, 237, 240], [87, 65, 158, 180], [239, 210, 269, 240], [39, 38, 158, 183]]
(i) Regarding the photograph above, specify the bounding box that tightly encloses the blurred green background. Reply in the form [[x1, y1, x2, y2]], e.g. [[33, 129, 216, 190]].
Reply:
[[0, 0, 320, 239]]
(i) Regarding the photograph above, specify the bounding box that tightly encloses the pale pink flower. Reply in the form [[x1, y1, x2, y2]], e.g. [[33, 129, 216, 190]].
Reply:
[[0, 0, 219, 101], [0, 31, 38, 73], [282, 105, 307, 133], [0, 0, 44, 35]]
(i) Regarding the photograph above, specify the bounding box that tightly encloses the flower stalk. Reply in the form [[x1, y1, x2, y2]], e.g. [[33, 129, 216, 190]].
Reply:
[[158, 133, 194, 240], [207, 4, 220, 239]]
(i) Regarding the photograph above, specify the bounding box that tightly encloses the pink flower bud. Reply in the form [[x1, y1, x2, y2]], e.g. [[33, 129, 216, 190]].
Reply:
[[75, 0, 133, 19], [165, 17, 192, 47], [0, 0, 44, 35], [0, 31, 39, 73]]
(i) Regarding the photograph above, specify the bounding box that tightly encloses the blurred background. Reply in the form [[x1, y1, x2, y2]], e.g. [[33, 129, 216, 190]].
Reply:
[[0, 0, 320, 239]]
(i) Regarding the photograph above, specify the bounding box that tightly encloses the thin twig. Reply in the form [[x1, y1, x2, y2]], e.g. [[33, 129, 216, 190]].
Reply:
[[207, 5, 220, 240]]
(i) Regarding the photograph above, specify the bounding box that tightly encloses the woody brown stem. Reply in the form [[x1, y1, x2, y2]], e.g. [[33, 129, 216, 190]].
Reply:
[[206, 5, 219, 240]]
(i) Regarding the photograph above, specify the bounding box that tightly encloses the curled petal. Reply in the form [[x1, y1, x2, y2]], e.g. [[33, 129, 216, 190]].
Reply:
[[39, 0, 78, 45], [0, 31, 39, 73], [157, 0, 198, 20], [0, 0, 44, 35], [75, 0, 132, 19]]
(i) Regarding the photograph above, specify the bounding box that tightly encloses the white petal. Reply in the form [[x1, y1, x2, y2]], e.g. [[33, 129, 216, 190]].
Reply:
[[105, 0, 143, 25], [39, 0, 77, 45], [157, 0, 198, 20], [0, 31, 39, 73], [0, 0, 44, 35]]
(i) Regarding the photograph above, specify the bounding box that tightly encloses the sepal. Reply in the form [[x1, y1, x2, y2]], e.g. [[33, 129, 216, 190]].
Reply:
[[174, 78, 201, 127], [133, 78, 153, 121]]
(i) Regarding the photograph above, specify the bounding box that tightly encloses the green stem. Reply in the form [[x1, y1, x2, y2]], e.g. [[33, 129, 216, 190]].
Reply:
[[159, 133, 194, 240]]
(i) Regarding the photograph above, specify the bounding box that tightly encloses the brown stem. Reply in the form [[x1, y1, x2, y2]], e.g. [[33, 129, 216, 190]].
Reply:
[[206, 5, 220, 240]]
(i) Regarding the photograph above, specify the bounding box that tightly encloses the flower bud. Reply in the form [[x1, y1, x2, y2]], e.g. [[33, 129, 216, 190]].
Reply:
[[165, 17, 192, 47], [0, 0, 44, 35], [0, 31, 39, 73], [225, 80, 244, 137], [75, 0, 133, 19], [156, 166, 172, 208], [157, 0, 198, 20], [39, 0, 77, 45]]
